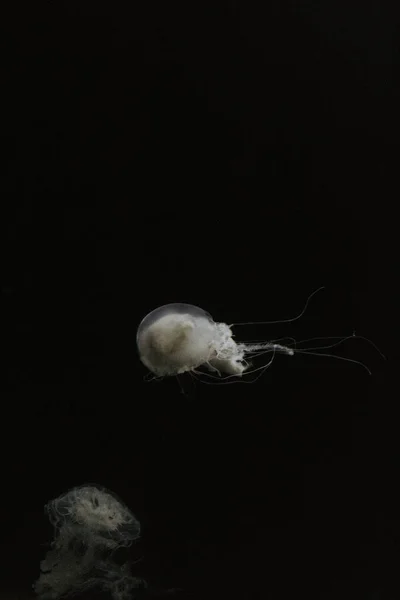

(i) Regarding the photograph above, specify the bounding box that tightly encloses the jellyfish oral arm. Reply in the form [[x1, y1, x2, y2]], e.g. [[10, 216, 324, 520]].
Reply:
[[241, 342, 295, 356]]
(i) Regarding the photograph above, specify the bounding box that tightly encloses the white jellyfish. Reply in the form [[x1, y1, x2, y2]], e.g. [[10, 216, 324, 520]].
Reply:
[[34, 484, 144, 600], [136, 289, 384, 383]]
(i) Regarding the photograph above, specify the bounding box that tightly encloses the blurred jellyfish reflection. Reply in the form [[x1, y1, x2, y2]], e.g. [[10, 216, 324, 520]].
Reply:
[[34, 484, 144, 600]]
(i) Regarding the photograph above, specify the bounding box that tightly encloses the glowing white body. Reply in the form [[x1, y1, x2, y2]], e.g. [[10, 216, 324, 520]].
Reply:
[[136, 293, 384, 382], [137, 303, 294, 378]]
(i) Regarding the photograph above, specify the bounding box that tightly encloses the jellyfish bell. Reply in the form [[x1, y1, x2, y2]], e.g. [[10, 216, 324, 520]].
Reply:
[[136, 303, 225, 377], [47, 485, 141, 547]]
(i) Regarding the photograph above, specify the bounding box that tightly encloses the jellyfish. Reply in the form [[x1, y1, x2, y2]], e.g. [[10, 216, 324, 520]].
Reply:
[[136, 288, 384, 383], [33, 484, 145, 600]]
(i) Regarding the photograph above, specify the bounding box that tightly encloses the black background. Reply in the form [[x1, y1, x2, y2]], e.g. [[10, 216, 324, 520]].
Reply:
[[2, 2, 397, 599]]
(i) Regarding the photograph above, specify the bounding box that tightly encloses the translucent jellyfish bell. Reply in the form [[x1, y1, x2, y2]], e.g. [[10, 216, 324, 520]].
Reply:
[[48, 485, 141, 548], [136, 303, 221, 377]]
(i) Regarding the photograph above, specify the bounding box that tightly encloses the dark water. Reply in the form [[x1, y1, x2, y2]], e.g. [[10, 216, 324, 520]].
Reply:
[[3, 2, 396, 599]]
